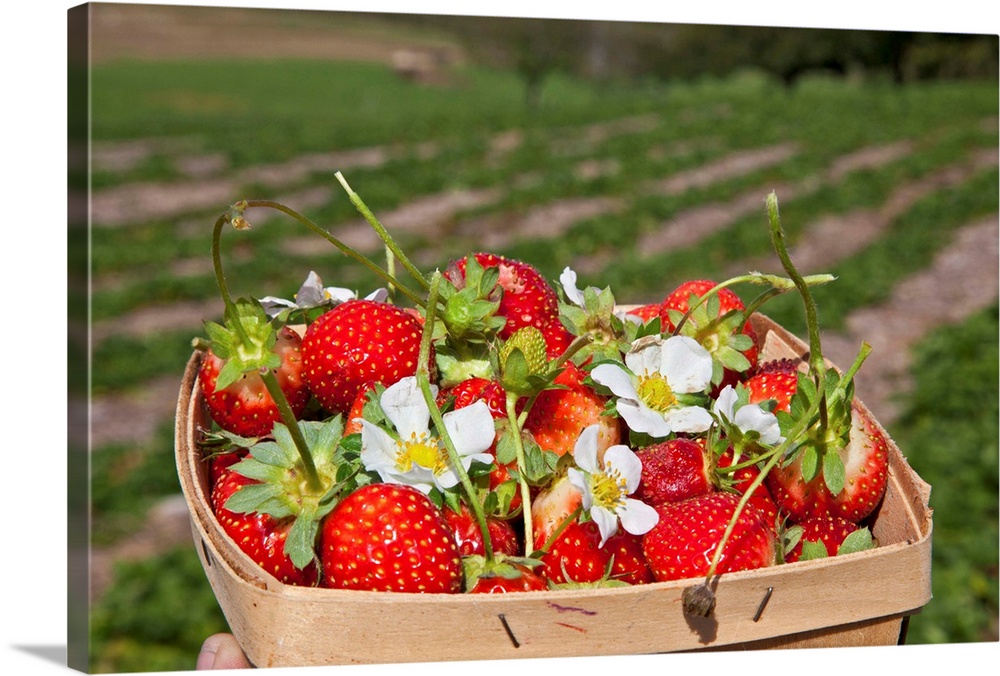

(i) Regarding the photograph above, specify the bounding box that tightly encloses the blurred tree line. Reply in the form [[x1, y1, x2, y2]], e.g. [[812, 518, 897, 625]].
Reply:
[[384, 14, 997, 105]]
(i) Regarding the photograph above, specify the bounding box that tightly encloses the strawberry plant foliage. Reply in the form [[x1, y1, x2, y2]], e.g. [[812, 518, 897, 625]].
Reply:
[[190, 180, 890, 615]]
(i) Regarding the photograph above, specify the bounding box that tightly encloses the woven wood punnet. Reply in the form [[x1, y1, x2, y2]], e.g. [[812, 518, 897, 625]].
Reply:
[[174, 313, 933, 668]]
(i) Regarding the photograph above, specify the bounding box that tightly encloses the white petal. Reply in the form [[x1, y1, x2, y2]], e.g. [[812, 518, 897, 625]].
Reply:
[[713, 384, 739, 421], [572, 424, 602, 473], [567, 468, 592, 511], [662, 405, 714, 434], [625, 338, 663, 377], [590, 506, 620, 548], [293, 271, 327, 307], [734, 405, 785, 445], [380, 377, 432, 437], [560, 267, 586, 307], [359, 421, 402, 474], [364, 288, 390, 302], [617, 498, 660, 537], [433, 468, 461, 491], [602, 445, 643, 494], [442, 400, 496, 456], [591, 363, 639, 402], [662, 336, 714, 393], [617, 399, 675, 438], [257, 295, 297, 309], [323, 286, 359, 304], [618, 310, 644, 325]]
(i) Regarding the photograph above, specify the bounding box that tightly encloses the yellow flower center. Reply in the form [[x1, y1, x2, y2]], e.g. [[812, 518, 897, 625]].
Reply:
[[590, 466, 627, 510], [637, 373, 678, 412], [395, 433, 447, 474]]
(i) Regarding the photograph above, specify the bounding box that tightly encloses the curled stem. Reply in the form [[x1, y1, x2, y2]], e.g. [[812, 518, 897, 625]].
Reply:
[[239, 198, 426, 308], [210, 205, 322, 489]]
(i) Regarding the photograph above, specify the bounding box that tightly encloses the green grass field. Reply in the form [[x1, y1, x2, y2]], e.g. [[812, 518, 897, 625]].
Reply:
[[84, 50, 998, 672]]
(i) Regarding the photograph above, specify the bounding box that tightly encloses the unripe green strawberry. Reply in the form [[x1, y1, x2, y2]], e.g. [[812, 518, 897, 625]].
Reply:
[[499, 326, 550, 397]]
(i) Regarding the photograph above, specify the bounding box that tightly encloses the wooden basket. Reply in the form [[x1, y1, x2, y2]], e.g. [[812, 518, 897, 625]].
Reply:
[[174, 314, 933, 668]]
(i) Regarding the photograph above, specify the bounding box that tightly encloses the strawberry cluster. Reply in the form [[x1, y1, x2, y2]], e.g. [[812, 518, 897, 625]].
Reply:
[[191, 186, 888, 605]]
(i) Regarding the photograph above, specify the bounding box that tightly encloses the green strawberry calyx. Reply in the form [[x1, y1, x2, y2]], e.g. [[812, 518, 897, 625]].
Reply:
[[217, 417, 363, 570]]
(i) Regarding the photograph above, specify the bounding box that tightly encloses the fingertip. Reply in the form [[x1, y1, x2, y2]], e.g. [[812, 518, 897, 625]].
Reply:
[[197, 633, 251, 670]]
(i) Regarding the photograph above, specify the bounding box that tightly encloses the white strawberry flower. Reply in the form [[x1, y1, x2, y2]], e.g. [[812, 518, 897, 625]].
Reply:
[[567, 425, 659, 547], [559, 266, 645, 324], [559, 267, 593, 307], [591, 334, 714, 437], [259, 270, 388, 317], [712, 385, 785, 446], [359, 376, 496, 494]]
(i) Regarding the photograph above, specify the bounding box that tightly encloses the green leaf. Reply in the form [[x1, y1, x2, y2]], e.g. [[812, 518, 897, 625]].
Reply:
[[500, 348, 530, 393], [782, 524, 804, 554], [822, 448, 846, 496], [284, 510, 319, 570], [800, 445, 819, 482], [799, 540, 830, 561], [223, 482, 285, 515], [247, 438, 294, 467], [495, 426, 519, 465], [230, 456, 287, 483], [214, 359, 248, 392], [715, 345, 752, 372], [729, 333, 755, 352], [837, 527, 874, 555]]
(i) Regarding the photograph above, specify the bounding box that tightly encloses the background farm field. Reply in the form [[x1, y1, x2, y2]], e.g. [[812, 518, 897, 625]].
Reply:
[[72, 4, 999, 673]]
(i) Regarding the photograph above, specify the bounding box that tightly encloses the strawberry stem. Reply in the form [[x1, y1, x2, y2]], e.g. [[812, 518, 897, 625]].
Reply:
[[670, 272, 834, 337], [693, 193, 845, 603], [335, 172, 431, 295], [765, 193, 826, 379], [258, 368, 323, 491], [505, 392, 537, 557], [416, 270, 495, 561]]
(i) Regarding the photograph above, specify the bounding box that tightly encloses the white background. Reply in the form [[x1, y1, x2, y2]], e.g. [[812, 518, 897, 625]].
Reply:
[[3, 1, 997, 674]]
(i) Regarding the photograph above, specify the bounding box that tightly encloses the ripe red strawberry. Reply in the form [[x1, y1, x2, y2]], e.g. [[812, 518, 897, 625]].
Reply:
[[601, 530, 654, 585], [468, 560, 549, 593], [444, 502, 520, 558], [783, 515, 860, 563], [642, 491, 776, 582], [437, 377, 507, 419], [343, 381, 376, 437], [211, 457, 320, 586], [524, 362, 619, 458], [744, 358, 801, 413], [447, 252, 560, 340], [536, 518, 652, 586], [626, 303, 662, 324], [319, 483, 462, 593], [199, 325, 312, 438], [540, 318, 576, 359], [300, 299, 426, 415], [659, 279, 746, 331], [765, 402, 890, 523], [634, 438, 713, 506]]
